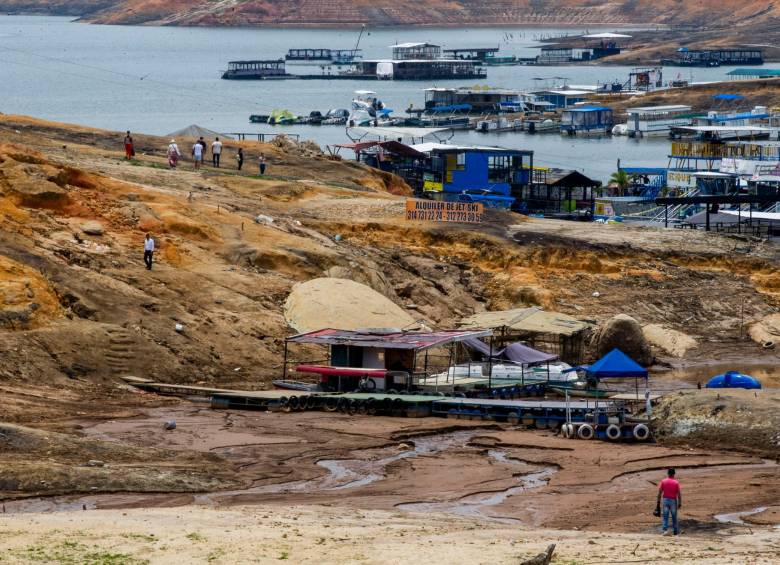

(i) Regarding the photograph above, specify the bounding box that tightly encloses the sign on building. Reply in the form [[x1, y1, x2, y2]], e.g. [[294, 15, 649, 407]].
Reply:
[[405, 199, 483, 223]]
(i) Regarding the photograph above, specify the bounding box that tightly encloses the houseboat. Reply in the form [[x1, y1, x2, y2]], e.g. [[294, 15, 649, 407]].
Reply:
[[350, 43, 486, 81], [423, 87, 524, 113], [624, 105, 696, 137], [662, 48, 763, 67], [532, 88, 591, 109], [560, 106, 614, 136], [221, 59, 289, 80], [285, 48, 362, 65]]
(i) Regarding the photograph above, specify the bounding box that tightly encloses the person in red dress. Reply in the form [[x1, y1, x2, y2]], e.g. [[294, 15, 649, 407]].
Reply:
[[124, 131, 135, 160]]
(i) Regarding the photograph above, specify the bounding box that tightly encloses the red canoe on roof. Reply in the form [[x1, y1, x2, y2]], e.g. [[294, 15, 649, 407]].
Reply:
[[295, 364, 388, 377]]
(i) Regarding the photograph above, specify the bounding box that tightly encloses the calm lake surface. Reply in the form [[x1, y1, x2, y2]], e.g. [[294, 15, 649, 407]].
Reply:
[[0, 16, 742, 180]]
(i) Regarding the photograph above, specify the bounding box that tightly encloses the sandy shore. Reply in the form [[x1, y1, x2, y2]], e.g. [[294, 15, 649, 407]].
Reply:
[[1, 504, 779, 564]]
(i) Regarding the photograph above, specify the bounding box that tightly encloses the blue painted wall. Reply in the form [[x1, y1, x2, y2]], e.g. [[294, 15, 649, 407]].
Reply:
[[443, 151, 511, 195]]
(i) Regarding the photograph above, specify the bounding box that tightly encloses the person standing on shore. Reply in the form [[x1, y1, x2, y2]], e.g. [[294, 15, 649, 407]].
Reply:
[[124, 131, 135, 160], [143, 233, 155, 270], [656, 468, 682, 536], [167, 139, 180, 168], [211, 137, 223, 168], [198, 136, 207, 157], [236, 148, 244, 171], [192, 140, 204, 170], [258, 152, 266, 175]]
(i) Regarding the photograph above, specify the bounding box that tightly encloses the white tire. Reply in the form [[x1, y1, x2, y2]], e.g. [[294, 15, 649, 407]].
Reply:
[[606, 424, 622, 441], [633, 423, 650, 441], [577, 424, 595, 440]]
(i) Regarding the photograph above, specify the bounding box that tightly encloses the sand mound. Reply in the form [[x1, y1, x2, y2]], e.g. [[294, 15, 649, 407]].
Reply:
[[284, 277, 415, 332], [643, 324, 697, 357]]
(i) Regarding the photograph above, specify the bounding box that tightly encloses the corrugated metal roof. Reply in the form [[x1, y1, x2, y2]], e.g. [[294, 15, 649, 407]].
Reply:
[[287, 328, 492, 350], [459, 307, 589, 336]]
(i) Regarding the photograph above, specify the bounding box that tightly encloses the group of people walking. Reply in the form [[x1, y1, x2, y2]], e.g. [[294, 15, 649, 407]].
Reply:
[[167, 136, 264, 174], [124, 131, 267, 175]]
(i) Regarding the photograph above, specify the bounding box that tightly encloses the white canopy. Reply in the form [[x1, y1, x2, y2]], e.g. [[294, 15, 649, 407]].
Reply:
[[582, 33, 632, 39]]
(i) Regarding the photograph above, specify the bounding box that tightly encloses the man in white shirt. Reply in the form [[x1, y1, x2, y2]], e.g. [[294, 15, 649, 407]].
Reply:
[[211, 137, 223, 168], [192, 141, 203, 170], [144, 233, 155, 270]]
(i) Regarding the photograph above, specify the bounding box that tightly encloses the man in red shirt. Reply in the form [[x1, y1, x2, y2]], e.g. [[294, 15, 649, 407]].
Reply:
[[656, 468, 682, 535]]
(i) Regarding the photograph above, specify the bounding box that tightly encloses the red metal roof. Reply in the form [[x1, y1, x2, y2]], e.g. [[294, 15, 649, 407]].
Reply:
[[286, 328, 492, 350]]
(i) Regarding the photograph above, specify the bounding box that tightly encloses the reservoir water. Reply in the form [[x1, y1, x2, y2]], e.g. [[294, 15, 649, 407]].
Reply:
[[0, 16, 741, 180]]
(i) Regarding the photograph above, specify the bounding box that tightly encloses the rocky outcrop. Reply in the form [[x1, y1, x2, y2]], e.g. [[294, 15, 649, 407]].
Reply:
[[592, 314, 653, 366]]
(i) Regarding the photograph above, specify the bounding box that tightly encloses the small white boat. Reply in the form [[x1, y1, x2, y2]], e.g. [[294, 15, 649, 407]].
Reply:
[[348, 90, 394, 127]]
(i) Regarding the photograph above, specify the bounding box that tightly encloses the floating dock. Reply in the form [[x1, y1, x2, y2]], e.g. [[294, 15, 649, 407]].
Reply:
[[123, 378, 652, 441]]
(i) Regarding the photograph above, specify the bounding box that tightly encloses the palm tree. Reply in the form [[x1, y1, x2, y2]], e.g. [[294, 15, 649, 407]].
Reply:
[[609, 169, 630, 196]]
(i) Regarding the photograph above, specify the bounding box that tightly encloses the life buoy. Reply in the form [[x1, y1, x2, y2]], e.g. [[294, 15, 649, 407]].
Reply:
[[606, 424, 622, 440], [561, 423, 571, 438], [578, 424, 595, 440], [633, 423, 650, 441], [279, 396, 290, 412], [507, 411, 520, 425], [365, 398, 377, 415], [288, 395, 300, 411]]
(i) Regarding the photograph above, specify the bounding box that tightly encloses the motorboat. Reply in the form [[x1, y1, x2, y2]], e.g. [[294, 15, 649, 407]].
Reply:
[[348, 90, 395, 127]]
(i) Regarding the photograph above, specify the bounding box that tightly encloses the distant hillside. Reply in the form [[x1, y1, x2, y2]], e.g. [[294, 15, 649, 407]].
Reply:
[[2, 0, 779, 27]]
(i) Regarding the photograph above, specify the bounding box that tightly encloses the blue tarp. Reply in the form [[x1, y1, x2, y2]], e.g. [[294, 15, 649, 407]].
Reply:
[[586, 348, 648, 379], [622, 167, 667, 175], [712, 94, 745, 101], [429, 104, 472, 113], [706, 371, 761, 389]]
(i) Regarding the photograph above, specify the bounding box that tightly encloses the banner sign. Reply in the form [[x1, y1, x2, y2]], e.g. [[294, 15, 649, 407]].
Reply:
[[405, 199, 483, 223]]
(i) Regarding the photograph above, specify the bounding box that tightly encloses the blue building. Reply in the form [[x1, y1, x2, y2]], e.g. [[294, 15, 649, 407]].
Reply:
[[415, 144, 534, 208], [532, 89, 590, 109]]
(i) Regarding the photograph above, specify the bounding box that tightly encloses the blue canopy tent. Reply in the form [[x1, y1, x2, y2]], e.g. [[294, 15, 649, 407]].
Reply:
[[585, 348, 649, 400], [586, 348, 648, 379]]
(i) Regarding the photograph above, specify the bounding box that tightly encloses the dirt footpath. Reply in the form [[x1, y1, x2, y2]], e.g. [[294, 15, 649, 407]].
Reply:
[[1, 504, 778, 565]]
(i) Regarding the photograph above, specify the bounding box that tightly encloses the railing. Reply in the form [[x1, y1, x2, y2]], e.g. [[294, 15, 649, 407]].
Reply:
[[671, 141, 780, 160], [226, 133, 300, 142], [676, 219, 780, 238]]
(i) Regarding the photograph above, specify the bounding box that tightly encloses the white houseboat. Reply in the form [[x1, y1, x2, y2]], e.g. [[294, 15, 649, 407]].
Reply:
[[624, 105, 695, 137]]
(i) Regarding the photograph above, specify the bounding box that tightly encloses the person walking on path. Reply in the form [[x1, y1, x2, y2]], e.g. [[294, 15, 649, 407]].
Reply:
[[198, 136, 207, 156], [236, 148, 244, 171], [258, 152, 266, 175], [167, 139, 180, 168], [211, 137, 223, 168], [656, 468, 682, 536], [192, 140, 204, 170], [143, 233, 155, 270], [124, 131, 135, 160]]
